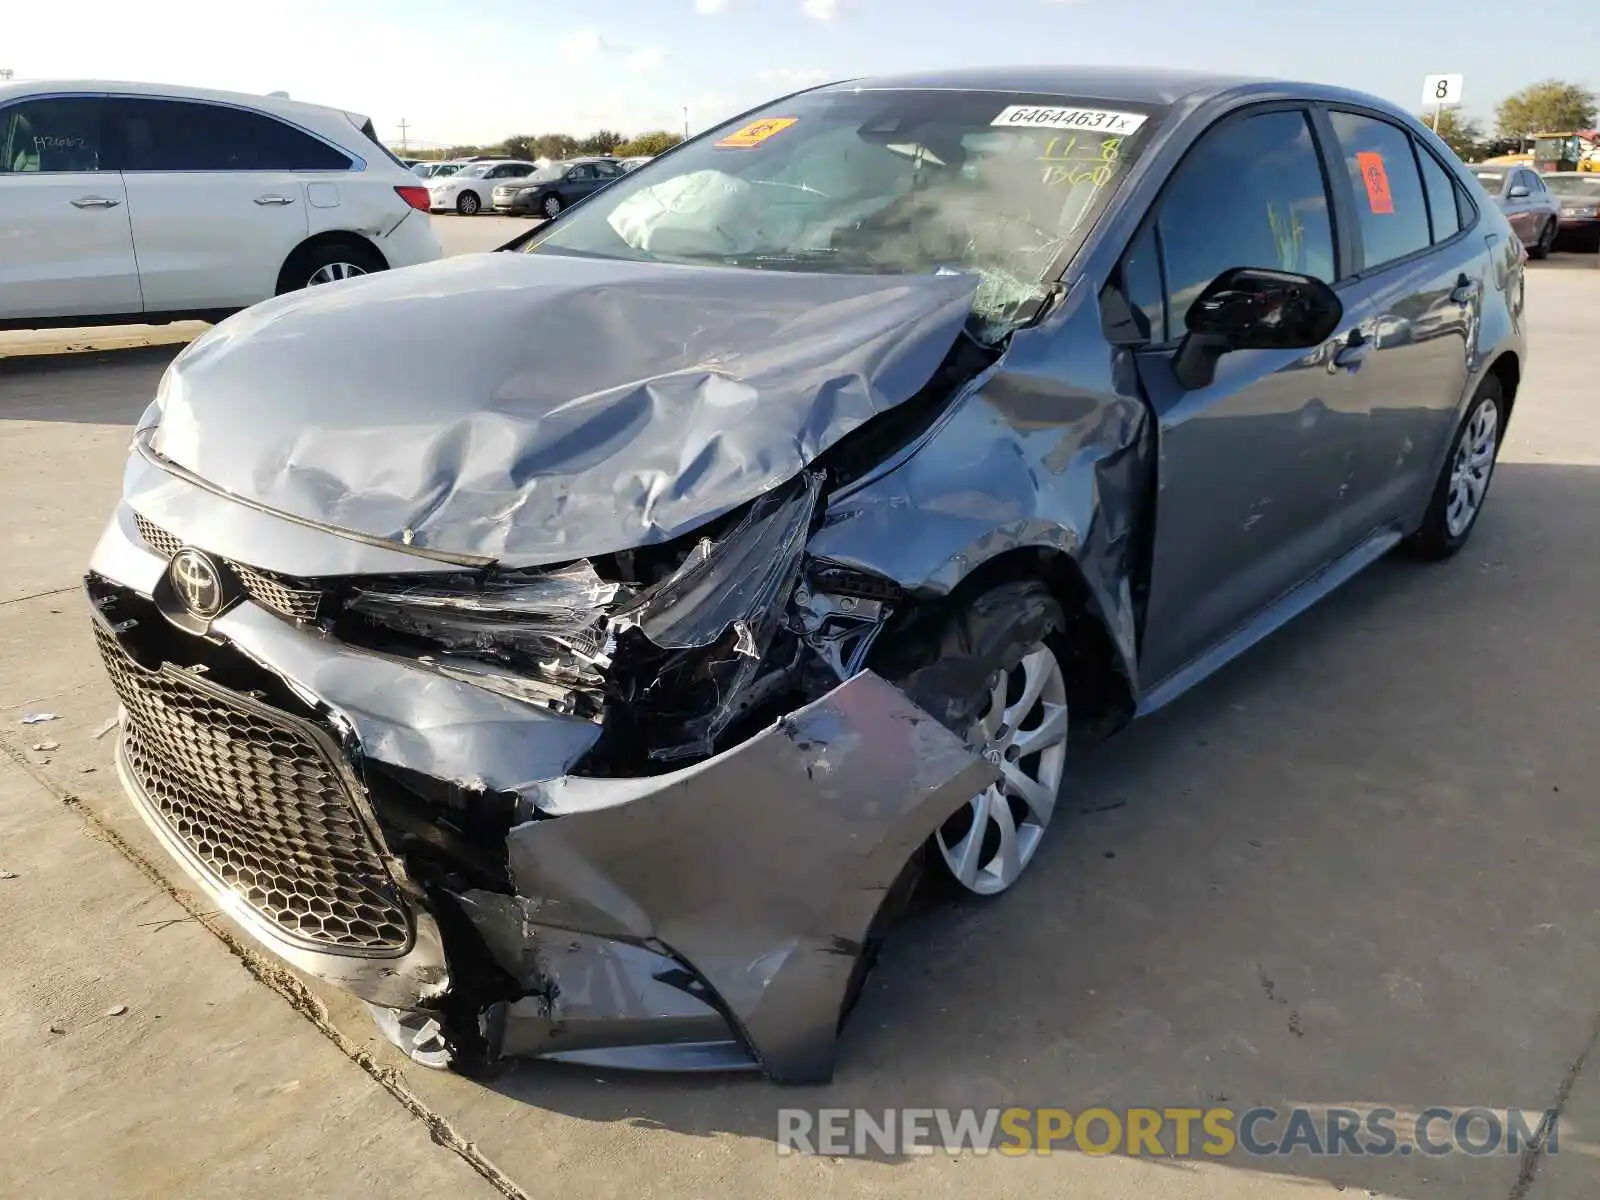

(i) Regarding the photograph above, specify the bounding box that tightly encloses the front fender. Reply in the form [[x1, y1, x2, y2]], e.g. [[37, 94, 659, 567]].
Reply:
[[807, 288, 1154, 693]]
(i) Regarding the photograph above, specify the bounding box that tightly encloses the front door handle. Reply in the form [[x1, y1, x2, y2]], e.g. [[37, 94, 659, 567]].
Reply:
[[1331, 329, 1372, 371], [70, 195, 121, 209], [1449, 274, 1480, 305], [254, 194, 296, 206]]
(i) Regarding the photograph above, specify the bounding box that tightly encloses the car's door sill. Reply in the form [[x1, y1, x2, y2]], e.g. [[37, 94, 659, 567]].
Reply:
[[1135, 525, 1406, 717]]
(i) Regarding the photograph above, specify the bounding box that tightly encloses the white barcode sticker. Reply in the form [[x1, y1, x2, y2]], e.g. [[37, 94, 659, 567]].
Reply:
[[991, 106, 1147, 135]]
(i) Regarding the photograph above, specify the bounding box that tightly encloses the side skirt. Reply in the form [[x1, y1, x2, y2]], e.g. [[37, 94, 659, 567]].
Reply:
[[1135, 526, 1405, 717]]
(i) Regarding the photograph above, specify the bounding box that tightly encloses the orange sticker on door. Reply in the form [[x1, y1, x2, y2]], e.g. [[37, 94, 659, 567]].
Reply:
[[715, 117, 798, 148], [1356, 151, 1395, 214]]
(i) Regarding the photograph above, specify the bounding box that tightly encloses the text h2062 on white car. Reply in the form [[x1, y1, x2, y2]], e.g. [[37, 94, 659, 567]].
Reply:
[[0, 80, 444, 328]]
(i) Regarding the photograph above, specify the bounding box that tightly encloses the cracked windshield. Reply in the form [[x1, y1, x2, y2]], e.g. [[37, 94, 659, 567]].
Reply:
[[529, 90, 1156, 338]]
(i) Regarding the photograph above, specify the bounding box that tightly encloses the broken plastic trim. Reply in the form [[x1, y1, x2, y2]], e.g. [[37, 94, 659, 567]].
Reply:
[[603, 472, 823, 763]]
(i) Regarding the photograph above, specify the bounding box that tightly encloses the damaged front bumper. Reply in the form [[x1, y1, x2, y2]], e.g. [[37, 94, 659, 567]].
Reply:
[[88, 498, 995, 1083]]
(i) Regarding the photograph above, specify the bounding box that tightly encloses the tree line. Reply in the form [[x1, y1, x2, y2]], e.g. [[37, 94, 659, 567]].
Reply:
[[1423, 79, 1597, 160], [394, 79, 1596, 166], [401, 129, 684, 162]]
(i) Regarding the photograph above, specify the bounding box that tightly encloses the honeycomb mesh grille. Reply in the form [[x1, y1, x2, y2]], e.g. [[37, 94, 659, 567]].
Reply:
[[230, 563, 323, 622], [94, 619, 412, 955], [133, 513, 322, 623], [133, 513, 183, 558]]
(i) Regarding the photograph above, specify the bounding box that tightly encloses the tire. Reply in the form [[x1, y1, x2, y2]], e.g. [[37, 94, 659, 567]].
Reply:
[[880, 581, 1071, 897], [541, 193, 563, 219], [1403, 375, 1504, 561], [276, 239, 386, 296], [1528, 218, 1555, 259], [456, 190, 481, 216]]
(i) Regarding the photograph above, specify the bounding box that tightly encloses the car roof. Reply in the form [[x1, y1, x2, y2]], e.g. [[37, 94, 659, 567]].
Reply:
[[818, 65, 1267, 106], [0, 78, 368, 128]]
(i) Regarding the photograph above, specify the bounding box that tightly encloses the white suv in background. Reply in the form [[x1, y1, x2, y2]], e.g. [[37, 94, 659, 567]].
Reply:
[[0, 80, 443, 328]]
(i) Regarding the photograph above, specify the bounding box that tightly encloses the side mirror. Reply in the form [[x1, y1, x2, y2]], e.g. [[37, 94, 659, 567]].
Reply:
[[1507, 185, 1530, 199], [1172, 267, 1343, 390]]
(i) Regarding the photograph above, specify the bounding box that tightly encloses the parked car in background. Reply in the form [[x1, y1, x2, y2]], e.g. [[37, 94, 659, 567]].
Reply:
[[492, 157, 624, 217], [1469, 164, 1561, 257], [1542, 171, 1600, 249], [428, 159, 536, 214], [0, 79, 441, 328], [91, 66, 1525, 1084], [619, 155, 653, 172]]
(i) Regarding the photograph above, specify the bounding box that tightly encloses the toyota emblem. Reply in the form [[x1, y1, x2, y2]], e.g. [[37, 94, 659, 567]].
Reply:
[[170, 548, 224, 619]]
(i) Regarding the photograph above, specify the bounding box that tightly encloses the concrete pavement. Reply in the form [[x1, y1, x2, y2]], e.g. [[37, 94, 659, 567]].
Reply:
[[1, 261, 1597, 1199]]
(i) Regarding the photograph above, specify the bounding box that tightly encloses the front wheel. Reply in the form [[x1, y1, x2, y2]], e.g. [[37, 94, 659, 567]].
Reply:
[[880, 580, 1070, 897], [1403, 376, 1503, 560], [456, 190, 481, 216], [938, 639, 1070, 895], [542, 193, 563, 219]]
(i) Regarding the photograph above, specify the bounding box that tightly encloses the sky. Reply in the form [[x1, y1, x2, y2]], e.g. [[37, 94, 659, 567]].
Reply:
[[6, 0, 1596, 147]]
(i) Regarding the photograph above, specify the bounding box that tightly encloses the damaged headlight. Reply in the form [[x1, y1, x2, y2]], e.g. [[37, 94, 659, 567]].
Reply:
[[346, 563, 624, 717], [343, 472, 825, 767], [602, 472, 821, 763]]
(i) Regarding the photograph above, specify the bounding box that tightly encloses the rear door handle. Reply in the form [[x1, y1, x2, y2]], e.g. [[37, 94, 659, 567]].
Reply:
[[1449, 274, 1480, 305], [1332, 330, 1372, 370], [254, 194, 296, 206], [70, 195, 121, 209]]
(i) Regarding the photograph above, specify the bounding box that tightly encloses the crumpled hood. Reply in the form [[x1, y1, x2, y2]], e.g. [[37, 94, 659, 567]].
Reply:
[[151, 251, 977, 565]]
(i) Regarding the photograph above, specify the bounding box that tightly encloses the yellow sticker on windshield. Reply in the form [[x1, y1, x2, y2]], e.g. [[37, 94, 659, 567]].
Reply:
[[716, 117, 799, 148]]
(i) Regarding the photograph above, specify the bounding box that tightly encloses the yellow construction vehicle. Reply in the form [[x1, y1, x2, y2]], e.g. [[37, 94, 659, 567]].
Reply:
[[1531, 131, 1600, 173]]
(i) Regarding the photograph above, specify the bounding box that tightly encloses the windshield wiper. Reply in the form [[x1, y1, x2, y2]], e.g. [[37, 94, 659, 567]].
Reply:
[[723, 248, 842, 266], [721, 247, 898, 274]]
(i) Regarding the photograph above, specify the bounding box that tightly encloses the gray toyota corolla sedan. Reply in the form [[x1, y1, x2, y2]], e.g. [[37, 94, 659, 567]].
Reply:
[[88, 66, 1526, 1083]]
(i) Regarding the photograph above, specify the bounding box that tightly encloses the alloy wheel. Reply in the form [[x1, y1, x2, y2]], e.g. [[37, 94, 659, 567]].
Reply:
[[306, 261, 368, 287], [937, 643, 1069, 895], [458, 192, 480, 216], [543, 195, 562, 219], [1445, 396, 1499, 537]]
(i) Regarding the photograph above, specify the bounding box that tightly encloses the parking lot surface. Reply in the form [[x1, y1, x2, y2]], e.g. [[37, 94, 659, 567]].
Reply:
[[1, 258, 1597, 1199]]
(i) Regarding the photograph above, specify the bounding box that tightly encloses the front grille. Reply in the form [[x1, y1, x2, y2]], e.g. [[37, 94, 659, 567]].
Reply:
[[94, 618, 412, 955], [135, 516, 183, 558], [134, 512, 323, 623], [230, 562, 322, 621]]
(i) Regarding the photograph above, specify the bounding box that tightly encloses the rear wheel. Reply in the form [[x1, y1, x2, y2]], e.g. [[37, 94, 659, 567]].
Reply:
[[456, 190, 481, 216], [1403, 375, 1503, 560], [276, 240, 385, 295], [1529, 218, 1555, 259]]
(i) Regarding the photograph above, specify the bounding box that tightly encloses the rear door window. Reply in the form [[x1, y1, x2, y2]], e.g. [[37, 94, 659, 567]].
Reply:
[[0, 96, 103, 172], [107, 98, 351, 171], [1416, 146, 1462, 242], [1326, 111, 1432, 271], [1155, 108, 1337, 334]]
